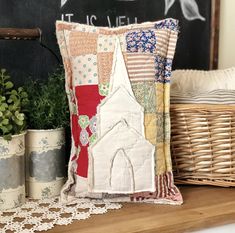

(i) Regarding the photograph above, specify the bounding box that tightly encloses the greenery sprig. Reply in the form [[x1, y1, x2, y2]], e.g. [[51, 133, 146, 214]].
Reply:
[[25, 67, 69, 130], [0, 68, 28, 140]]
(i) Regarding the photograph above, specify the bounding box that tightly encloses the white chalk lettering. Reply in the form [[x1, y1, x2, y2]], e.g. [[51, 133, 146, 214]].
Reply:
[[86, 15, 97, 25], [66, 14, 74, 22], [61, 13, 74, 22], [107, 16, 112, 27], [118, 16, 126, 26]]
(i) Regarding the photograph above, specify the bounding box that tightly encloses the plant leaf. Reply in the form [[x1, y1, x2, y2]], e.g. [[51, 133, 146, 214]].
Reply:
[[5, 81, 13, 89], [3, 134, 12, 141], [18, 87, 23, 92], [12, 116, 24, 126], [0, 125, 9, 134], [164, 0, 175, 15], [1, 118, 9, 125], [0, 105, 6, 111], [10, 90, 18, 95], [180, 0, 206, 21]]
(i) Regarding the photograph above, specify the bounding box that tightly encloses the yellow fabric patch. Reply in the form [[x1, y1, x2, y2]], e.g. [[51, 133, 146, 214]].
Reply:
[[164, 142, 172, 172], [144, 113, 157, 145], [156, 142, 172, 175], [164, 84, 170, 113], [156, 142, 166, 175], [156, 83, 170, 113]]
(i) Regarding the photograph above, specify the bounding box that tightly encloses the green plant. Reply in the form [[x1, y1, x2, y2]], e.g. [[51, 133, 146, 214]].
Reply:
[[0, 68, 28, 140], [25, 67, 69, 129]]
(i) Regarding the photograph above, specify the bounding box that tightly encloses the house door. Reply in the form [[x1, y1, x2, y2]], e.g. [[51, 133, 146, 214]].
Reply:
[[110, 149, 134, 193]]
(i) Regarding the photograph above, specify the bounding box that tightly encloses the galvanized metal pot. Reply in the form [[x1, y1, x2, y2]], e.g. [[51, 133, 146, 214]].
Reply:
[[26, 128, 66, 199], [0, 133, 26, 210]]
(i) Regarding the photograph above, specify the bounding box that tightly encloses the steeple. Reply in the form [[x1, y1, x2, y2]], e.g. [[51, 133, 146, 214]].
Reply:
[[109, 37, 135, 98]]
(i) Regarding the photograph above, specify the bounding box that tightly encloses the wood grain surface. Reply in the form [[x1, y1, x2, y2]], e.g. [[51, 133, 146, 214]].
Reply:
[[43, 186, 235, 233]]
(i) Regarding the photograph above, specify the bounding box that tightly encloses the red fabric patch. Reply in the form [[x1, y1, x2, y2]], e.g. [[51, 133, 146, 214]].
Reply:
[[76, 145, 89, 177], [72, 85, 104, 178], [75, 85, 104, 117]]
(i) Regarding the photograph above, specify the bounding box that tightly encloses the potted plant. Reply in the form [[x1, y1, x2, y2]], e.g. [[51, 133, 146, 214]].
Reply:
[[25, 67, 69, 199], [0, 68, 28, 210]]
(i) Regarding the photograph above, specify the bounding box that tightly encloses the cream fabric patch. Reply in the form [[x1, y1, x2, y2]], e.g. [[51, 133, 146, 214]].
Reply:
[[97, 86, 144, 137], [72, 54, 98, 86], [97, 34, 116, 52], [97, 34, 127, 53], [88, 120, 155, 194]]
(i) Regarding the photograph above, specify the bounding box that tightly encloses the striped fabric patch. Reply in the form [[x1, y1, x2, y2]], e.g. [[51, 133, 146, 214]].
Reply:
[[130, 172, 180, 200], [126, 53, 155, 82], [154, 29, 178, 59], [171, 90, 235, 104]]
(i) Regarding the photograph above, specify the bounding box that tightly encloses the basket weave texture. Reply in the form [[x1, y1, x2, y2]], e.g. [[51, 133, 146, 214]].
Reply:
[[170, 104, 235, 187]]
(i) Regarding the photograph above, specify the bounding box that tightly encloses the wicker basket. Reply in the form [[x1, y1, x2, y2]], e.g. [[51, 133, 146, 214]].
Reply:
[[170, 104, 235, 187]]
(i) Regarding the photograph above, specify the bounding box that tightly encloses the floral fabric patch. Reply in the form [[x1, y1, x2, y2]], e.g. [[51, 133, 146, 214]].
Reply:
[[98, 83, 110, 96], [78, 115, 90, 129], [72, 55, 98, 86], [157, 112, 170, 143], [155, 55, 173, 83], [131, 81, 156, 113], [89, 116, 97, 134], [126, 30, 156, 53], [89, 134, 97, 145], [80, 129, 89, 146], [155, 18, 179, 31]]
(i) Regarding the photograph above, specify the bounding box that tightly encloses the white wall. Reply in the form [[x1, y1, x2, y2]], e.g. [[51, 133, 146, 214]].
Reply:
[[218, 0, 235, 69]]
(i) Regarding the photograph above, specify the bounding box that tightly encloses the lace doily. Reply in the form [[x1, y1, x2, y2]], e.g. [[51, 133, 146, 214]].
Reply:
[[0, 197, 122, 233]]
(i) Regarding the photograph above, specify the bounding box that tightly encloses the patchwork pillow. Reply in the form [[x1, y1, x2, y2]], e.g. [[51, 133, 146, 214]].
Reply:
[[171, 68, 235, 94], [56, 18, 182, 204]]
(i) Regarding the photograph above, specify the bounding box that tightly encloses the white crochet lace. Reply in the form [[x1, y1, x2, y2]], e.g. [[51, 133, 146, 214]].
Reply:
[[0, 197, 122, 233]]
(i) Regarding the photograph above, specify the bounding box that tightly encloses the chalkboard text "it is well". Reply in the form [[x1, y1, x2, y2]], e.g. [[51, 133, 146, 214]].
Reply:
[[61, 14, 138, 27]]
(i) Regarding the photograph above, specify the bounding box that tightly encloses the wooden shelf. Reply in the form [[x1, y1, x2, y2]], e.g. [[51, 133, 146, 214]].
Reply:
[[47, 186, 235, 233]]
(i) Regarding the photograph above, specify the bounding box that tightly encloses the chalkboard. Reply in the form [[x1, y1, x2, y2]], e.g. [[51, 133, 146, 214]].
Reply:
[[0, 0, 219, 85]]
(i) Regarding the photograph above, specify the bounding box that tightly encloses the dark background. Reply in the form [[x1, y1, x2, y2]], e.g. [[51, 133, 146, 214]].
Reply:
[[0, 0, 212, 85]]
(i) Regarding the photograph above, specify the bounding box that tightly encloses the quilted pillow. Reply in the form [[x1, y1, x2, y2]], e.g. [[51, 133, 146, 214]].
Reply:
[[56, 18, 182, 204], [171, 68, 235, 94]]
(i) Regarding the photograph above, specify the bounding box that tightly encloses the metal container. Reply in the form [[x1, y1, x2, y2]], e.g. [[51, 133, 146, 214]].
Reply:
[[0, 133, 26, 210], [26, 128, 66, 199]]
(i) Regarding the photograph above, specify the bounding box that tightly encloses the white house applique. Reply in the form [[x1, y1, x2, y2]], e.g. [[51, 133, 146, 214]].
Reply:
[[88, 38, 156, 194]]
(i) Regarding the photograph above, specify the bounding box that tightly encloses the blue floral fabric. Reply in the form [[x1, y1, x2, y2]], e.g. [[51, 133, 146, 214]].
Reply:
[[155, 18, 179, 31], [155, 56, 173, 83], [126, 30, 156, 53]]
